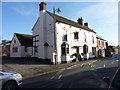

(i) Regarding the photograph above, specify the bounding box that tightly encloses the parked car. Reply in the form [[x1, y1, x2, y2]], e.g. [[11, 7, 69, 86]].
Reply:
[[103, 68, 120, 90], [0, 70, 22, 90]]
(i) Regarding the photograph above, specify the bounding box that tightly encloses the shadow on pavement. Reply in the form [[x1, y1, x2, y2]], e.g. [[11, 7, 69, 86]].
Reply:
[[2, 56, 51, 65]]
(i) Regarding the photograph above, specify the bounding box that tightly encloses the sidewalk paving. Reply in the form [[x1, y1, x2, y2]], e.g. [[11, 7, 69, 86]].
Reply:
[[1, 57, 110, 80]]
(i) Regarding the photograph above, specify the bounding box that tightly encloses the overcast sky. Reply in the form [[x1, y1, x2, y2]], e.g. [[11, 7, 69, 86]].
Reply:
[[2, 1, 118, 46]]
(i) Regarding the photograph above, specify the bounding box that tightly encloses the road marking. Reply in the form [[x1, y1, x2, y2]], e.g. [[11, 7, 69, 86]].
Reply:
[[58, 75, 62, 79], [50, 76, 55, 79], [90, 69, 94, 70], [81, 64, 84, 67], [89, 63, 91, 65], [91, 65, 94, 67], [111, 62, 114, 64], [67, 67, 72, 69], [23, 60, 98, 80], [91, 60, 97, 63]]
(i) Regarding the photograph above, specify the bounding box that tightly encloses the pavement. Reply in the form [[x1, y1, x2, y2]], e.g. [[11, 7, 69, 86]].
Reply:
[[1, 56, 115, 80]]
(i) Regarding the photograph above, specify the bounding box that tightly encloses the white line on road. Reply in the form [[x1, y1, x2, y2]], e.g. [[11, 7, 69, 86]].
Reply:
[[90, 69, 94, 70], [91, 65, 94, 67], [111, 62, 114, 64], [50, 76, 55, 79], [81, 64, 84, 67], [89, 63, 91, 65], [104, 64, 106, 67], [58, 75, 62, 79]]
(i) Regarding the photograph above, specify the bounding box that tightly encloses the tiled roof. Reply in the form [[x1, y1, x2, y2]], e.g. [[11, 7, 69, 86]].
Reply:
[[96, 35, 106, 41], [46, 11, 96, 33], [15, 33, 33, 47]]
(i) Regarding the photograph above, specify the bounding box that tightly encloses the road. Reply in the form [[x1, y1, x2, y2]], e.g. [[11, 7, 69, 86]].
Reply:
[[19, 56, 119, 88]]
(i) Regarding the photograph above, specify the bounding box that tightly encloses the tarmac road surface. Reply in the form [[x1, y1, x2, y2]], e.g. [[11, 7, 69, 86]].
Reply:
[[19, 57, 119, 88]]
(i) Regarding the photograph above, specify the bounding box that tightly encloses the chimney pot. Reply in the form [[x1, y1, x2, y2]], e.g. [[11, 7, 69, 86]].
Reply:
[[39, 2, 46, 11], [84, 22, 88, 27], [77, 17, 83, 25]]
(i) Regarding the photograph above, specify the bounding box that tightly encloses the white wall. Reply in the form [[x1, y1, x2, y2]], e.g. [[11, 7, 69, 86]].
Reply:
[[32, 10, 97, 63], [32, 11, 54, 62], [10, 34, 21, 57], [10, 34, 33, 57], [56, 22, 97, 63]]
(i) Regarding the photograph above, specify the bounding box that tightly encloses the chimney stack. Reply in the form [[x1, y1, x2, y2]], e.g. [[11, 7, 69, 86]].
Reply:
[[84, 22, 88, 27], [77, 17, 83, 25], [39, 2, 46, 11]]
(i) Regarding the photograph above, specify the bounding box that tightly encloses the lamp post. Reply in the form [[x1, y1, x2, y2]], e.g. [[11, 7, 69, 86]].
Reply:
[[53, 8, 61, 64]]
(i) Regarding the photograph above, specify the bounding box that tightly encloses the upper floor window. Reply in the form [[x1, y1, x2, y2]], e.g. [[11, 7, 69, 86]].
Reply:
[[74, 32, 79, 40], [84, 33, 86, 42], [63, 35, 67, 41], [102, 41, 104, 47], [99, 41, 100, 45], [14, 40, 16, 43], [92, 35, 94, 44], [25, 46, 27, 52]]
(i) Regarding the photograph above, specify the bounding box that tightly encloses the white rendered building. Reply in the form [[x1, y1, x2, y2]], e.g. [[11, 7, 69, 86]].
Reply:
[[32, 2, 97, 64], [10, 33, 33, 57]]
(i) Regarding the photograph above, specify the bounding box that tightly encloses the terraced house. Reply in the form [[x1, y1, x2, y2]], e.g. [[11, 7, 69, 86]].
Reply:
[[32, 2, 97, 64], [96, 36, 107, 57]]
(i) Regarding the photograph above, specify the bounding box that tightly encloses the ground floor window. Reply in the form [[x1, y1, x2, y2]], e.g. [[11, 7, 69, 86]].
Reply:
[[61, 43, 69, 55], [25, 46, 27, 52], [83, 44, 88, 54], [34, 46, 38, 53], [61, 45, 66, 55], [92, 47, 96, 55], [98, 49, 102, 56], [13, 47, 18, 53]]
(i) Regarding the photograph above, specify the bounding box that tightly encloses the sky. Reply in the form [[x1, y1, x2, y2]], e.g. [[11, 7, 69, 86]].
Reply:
[[2, 1, 118, 46]]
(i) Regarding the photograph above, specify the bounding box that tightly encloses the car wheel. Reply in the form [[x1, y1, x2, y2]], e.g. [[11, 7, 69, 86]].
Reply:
[[2, 81, 17, 90]]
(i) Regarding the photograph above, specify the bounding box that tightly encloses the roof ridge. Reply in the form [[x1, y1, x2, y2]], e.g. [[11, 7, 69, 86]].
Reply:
[[15, 33, 33, 46], [46, 11, 96, 33], [15, 33, 32, 36]]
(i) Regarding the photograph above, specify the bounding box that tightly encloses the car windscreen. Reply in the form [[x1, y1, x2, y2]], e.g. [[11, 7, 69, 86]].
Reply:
[[112, 70, 120, 89]]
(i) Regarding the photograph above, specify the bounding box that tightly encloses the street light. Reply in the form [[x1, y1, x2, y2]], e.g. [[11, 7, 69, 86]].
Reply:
[[53, 8, 61, 64]]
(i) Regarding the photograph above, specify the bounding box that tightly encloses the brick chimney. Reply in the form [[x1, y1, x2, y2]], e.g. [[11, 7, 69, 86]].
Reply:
[[84, 22, 88, 27], [39, 2, 46, 11], [77, 17, 83, 25]]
